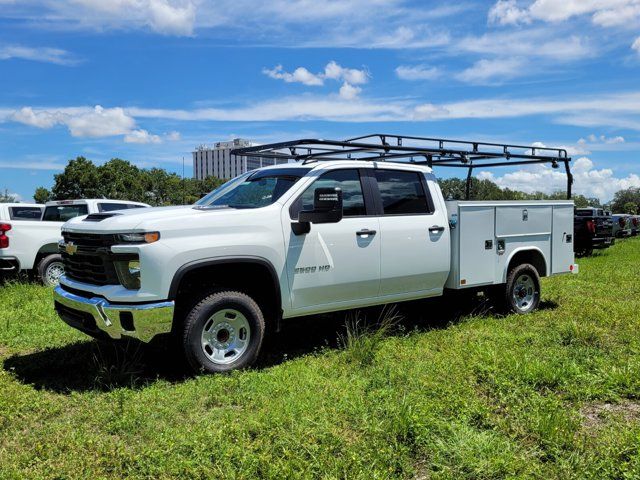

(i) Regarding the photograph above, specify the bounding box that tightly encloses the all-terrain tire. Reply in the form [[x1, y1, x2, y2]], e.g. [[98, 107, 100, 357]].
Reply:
[[182, 289, 265, 373]]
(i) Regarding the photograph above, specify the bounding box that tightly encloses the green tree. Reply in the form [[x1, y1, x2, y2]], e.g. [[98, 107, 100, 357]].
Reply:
[[611, 187, 640, 214], [97, 159, 146, 202], [0, 189, 17, 203], [623, 201, 638, 215], [51, 157, 101, 200], [33, 187, 53, 204]]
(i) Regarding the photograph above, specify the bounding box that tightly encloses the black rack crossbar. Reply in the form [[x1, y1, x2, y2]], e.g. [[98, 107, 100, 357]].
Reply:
[[232, 133, 573, 199]]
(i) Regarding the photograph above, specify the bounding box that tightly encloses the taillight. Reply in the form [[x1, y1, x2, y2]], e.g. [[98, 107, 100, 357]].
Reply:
[[619, 217, 626, 228], [586, 220, 596, 234], [0, 223, 11, 249]]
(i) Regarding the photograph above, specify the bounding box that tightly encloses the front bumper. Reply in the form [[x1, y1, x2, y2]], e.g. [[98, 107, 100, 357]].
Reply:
[[54, 285, 174, 342]]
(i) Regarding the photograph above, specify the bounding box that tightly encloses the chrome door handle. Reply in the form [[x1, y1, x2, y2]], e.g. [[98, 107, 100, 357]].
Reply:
[[356, 229, 377, 237], [429, 225, 445, 233]]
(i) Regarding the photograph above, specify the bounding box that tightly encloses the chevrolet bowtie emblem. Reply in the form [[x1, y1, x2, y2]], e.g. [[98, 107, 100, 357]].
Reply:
[[65, 242, 78, 255]]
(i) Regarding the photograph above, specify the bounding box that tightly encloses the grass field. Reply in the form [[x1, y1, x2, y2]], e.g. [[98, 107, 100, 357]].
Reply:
[[1, 238, 639, 479]]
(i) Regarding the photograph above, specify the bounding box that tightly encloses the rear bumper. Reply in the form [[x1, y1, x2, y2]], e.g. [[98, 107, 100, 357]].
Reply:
[[54, 284, 174, 342], [0, 257, 19, 272], [592, 237, 614, 248]]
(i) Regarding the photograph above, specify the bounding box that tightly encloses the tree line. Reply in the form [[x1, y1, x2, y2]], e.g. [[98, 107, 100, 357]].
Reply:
[[32, 157, 224, 206], [1, 155, 638, 213], [439, 178, 640, 214]]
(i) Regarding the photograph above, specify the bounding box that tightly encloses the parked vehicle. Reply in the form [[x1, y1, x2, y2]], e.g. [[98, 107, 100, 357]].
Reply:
[[1, 203, 44, 276], [630, 215, 639, 236], [1, 199, 149, 285], [611, 214, 632, 238], [54, 135, 578, 373], [573, 207, 614, 256]]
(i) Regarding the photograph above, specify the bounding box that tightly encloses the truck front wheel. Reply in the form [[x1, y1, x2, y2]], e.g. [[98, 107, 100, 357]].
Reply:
[[38, 254, 65, 287], [504, 263, 541, 314], [182, 290, 265, 373]]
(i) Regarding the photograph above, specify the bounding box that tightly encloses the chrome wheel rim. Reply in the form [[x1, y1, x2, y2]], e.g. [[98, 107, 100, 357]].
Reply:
[[45, 262, 65, 286], [201, 309, 251, 365], [512, 274, 536, 311]]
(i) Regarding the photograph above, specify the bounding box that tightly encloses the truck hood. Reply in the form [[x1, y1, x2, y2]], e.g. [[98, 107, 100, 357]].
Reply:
[[61, 205, 240, 233]]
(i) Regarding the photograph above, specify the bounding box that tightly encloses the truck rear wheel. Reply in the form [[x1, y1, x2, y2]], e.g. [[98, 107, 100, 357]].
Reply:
[[182, 289, 265, 373], [38, 254, 65, 287], [504, 263, 541, 314]]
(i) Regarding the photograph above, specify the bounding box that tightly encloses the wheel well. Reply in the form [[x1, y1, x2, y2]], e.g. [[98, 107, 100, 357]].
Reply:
[[172, 261, 281, 330], [34, 244, 60, 268], [507, 249, 547, 278]]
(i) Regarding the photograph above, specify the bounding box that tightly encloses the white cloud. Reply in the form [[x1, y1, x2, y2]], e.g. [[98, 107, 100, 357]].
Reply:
[[23, 0, 196, 36], [323, 61, 368, 85], [64, 106, 135, 137], [457, 30, 592, 60], [338, 82, 361, 100], [5, 89, 640, 130], [477, 157, 640, 202], [10, 105, 136, 137], [263, 61, 369, 99], [166, 130, 181, 141], [262, 65, 324, 86], [633, 36, 640, 53], [489, 0, 640, 27], [124, 129, 161, 144], [395, 65, 441, 81], [488, 0, 530, 25], [0, 45, 79, 65], [0, 0, 459, 47], [455, 57, 526, 84], [11, 107, 60, 128], [580, 134, 625, 144]]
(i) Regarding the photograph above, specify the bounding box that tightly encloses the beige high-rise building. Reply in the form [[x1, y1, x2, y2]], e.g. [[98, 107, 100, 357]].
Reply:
[[192, 138, 289, 180]]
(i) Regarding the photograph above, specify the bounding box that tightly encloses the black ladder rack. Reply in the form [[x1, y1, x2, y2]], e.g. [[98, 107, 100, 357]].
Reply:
[[232, 133, 573, 200]]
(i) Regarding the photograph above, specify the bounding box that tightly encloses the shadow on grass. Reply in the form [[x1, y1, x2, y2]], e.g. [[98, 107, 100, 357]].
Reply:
[[3, 293, 559, 393]]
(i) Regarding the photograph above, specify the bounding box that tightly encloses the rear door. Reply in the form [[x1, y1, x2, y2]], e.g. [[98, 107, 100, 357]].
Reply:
[[372, 168, 450, 297], [283, 168, 381, 311]]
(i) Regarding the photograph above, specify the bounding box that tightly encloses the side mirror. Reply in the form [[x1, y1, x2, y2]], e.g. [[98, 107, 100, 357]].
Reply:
[[293, 187, 343, 234]]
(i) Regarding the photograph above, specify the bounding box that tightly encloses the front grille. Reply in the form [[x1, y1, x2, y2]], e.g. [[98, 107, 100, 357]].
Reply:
[[61, 232, 120, 286]]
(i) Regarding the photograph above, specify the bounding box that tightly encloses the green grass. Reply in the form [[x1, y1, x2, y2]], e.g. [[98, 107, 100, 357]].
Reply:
[[1, 238, 640, 479]]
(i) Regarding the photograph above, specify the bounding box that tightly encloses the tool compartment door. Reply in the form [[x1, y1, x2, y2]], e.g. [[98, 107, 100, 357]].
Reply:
[[552, 204, 575, 274], [458, 206, 496, 286]]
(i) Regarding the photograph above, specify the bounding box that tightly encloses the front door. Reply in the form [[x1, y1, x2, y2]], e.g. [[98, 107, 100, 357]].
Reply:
[[283, 168, 381, 311]]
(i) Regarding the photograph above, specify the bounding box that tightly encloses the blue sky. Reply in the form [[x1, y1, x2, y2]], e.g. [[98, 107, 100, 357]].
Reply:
[[1, 0, 639, 203]]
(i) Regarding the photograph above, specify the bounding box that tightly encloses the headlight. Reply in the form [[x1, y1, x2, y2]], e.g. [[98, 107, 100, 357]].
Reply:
[[118, 232, 160, 244], [114, 256, 141, 290]]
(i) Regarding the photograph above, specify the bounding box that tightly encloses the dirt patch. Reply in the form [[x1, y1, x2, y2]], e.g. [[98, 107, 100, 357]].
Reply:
[[581, 400, 640, 430]]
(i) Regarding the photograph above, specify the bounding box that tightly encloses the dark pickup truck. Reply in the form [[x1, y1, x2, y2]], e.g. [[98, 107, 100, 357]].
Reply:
[[574, 207, 614, 256]]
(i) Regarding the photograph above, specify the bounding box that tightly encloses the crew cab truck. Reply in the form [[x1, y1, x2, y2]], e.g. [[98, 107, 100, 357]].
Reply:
[[1, 199, 148, 285], [573, 207, 614, 256], [53, 135, 578, 373]]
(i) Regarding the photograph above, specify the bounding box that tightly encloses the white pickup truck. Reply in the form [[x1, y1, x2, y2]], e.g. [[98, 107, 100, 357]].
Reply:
[[53, 135, 578, 373], [1, 199, 148, 285]]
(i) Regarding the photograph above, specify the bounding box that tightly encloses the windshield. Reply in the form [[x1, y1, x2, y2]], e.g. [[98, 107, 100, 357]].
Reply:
[[196, 168, 311, 209], [42, 204, 89, 221]]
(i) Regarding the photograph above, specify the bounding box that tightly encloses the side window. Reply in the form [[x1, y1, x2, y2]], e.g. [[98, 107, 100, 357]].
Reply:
[[374, 170, 433, 215], [9, 207, 43, 220], [98, 203, 128, 212], [292, 169, 366, 218]]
